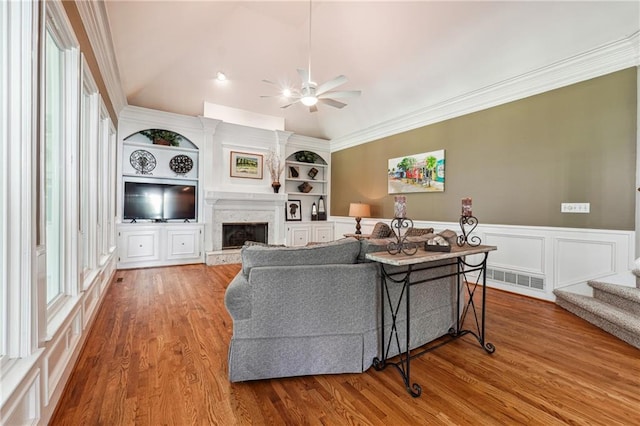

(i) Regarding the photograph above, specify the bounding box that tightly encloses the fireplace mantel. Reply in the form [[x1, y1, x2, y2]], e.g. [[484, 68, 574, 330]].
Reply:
[[205, 190, 287, 204]]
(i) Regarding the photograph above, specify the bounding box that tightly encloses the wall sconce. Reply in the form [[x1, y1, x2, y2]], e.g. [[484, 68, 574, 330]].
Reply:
[[348, 202, 371, 234]]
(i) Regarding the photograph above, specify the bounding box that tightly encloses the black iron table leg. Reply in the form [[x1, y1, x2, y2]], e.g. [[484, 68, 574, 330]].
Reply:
[[450, 252, 496, 354], [373, 264, 421, 397]]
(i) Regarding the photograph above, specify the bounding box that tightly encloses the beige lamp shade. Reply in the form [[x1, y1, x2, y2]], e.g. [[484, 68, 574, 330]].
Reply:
[[349, 203, 371, 218]]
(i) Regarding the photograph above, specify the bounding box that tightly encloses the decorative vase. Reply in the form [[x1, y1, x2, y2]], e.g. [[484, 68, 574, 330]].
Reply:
[[271, 182, 281, 193]]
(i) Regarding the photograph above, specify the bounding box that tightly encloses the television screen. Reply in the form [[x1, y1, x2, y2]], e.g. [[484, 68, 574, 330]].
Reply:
[[124, 181, 196, 221], [164, 185, 196, 220]]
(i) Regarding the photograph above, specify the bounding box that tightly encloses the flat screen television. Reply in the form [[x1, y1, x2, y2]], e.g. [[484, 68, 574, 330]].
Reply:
[[124, 181, 197, 221]]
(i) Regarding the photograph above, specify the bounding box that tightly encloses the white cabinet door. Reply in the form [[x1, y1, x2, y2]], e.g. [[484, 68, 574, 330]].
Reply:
[[313, 223, 334, 243], [166, 227, 201, 260], [286, 222, 335, 246], [119, 229, 160, 263], [118, 224, 203, 268], [287, 225, 310, 246]]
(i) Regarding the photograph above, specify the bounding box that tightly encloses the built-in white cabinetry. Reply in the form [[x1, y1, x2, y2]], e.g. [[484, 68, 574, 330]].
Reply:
[[287, 224, 311, 246], [284, 150, 329, 222], [283, 147, 333, 246], [117, 115, 204, 267], [166, 227, 201, 260], [118, 223, 203, 269], [286, 222, 335, 247], [313, 223, 334, 243], [119, 226, 161, 264], [284, 159, 328, 199]]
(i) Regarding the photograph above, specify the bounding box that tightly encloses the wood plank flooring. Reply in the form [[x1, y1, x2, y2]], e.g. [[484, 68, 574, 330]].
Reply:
[[51, 264, 640, 425]]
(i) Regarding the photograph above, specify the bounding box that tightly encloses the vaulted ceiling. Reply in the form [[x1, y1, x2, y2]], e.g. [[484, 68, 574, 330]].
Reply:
[[104, 1, 639, 143]]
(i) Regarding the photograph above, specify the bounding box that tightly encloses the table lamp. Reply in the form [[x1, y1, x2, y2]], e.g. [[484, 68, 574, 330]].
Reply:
[[348, 202, 371, 234]]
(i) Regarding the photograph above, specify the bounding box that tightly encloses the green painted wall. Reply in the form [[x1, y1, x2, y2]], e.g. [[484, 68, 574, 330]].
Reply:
[[331, 68, 637, 230]]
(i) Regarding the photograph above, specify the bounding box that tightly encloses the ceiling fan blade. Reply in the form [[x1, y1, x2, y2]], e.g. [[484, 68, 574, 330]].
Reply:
[[297, 68, 310, 84], [309, 105, 318, 113], [319, 98, 347, 109], [315, 75, 347, 96], [281, 99, 301, 109], [319, 90, 361, 99]]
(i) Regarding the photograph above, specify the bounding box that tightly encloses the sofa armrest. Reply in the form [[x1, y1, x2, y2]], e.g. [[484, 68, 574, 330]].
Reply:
[[225, 272, 252, 321], [238, 263, 379, 339]]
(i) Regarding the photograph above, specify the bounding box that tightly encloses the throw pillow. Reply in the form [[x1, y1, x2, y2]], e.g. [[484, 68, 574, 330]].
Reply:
[[370, 222, 392, 238]]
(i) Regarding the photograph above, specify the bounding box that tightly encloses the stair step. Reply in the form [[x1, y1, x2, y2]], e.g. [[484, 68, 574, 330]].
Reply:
[[589, 280, 640, 316], [554, 290, 640, 350]]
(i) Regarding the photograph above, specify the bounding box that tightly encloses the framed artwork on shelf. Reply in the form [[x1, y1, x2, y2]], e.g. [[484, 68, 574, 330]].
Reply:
[[230, 151, 263, 179], [286, 200, 302, 221], [388, 149, 445, 194]]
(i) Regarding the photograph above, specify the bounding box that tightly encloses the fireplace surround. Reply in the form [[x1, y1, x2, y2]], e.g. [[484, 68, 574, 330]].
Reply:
[[204, 190, 286, 260]]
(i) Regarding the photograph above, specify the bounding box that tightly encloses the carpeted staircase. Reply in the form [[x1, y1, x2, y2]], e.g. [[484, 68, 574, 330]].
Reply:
[[554, 279, 640, 350]]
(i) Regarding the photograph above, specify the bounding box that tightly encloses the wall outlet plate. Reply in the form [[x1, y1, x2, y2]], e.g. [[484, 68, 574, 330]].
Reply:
[[561, 203, 590, 213]]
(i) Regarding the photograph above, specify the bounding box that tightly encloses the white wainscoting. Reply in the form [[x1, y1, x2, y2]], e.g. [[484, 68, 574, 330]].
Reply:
[[333, 217, 635, 301], [1, 255, 117, 425]]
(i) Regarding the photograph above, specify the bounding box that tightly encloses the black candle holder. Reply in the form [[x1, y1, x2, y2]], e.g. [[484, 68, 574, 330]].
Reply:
[[386, 217, 418, 256], [457, 215, 481, 247]]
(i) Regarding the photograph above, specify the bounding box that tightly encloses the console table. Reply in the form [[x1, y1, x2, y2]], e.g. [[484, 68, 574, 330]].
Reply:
[[366, 244, 497, 397]]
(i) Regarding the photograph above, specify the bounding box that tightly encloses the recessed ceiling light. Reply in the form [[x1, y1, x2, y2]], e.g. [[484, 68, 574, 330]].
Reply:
[[282, 88, 292, 98], [216, 71, 227, 81]]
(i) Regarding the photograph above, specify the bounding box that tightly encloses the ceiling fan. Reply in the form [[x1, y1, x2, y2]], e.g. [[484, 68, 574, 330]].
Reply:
[[262, 0, 361, 112]]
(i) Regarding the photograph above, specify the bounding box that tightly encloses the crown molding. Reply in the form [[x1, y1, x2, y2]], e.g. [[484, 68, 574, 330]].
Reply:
[[331, 31, 640, 153], [75, 0, 127, 117]]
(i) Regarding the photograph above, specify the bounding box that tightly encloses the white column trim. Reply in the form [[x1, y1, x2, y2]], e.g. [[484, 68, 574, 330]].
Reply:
[[74, 0, 127, 115]]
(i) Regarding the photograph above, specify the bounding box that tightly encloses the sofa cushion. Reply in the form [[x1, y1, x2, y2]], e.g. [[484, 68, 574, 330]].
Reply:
[[242, 237, 361, 276]]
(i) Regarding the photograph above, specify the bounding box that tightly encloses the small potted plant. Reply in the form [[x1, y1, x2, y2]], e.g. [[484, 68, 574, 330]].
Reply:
[[266, 150, 285, 193], [139, 129, 182, 146]]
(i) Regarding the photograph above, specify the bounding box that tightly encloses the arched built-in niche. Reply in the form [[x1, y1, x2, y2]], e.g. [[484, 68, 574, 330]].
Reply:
[[124, 128, 198, 149]]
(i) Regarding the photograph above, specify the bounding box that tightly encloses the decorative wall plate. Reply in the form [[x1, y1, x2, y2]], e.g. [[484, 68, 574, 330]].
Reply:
[[169, 154, 194, 175], [130, 149, 156, 175]]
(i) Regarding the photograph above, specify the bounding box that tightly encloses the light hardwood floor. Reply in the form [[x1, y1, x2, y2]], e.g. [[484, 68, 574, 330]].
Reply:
[[51, 264, 640, 425]]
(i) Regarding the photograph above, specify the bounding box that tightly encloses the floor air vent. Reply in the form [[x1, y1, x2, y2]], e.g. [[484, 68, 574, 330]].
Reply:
[[486, 268, 544, 291]]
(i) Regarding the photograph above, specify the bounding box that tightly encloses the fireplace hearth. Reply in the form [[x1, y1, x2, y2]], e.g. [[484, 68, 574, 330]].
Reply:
[[222, 222, 268, 249]]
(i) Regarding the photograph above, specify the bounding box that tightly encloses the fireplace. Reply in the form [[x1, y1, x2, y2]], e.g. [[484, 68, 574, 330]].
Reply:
[[204, 190, 286, 263], [222, 222, 268, 249]]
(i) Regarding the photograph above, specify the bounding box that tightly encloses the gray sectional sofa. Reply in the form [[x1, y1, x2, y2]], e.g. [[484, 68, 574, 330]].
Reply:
[[224, 233, 458, 382]]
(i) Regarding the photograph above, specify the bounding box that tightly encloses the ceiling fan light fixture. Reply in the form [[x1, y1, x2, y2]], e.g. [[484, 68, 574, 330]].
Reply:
[[301, 95, 318, 106]]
